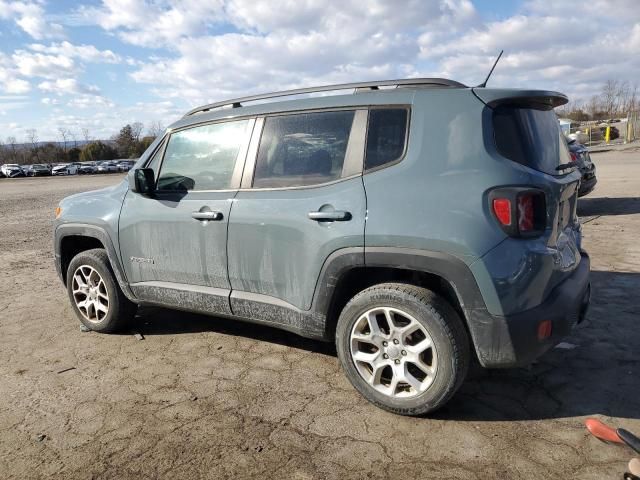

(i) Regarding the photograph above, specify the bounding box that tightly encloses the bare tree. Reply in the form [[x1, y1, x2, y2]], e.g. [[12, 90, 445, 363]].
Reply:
[[69, 130, 78, 149], [130, 122, 144, 142], [25, 129, 40, 163], [58, 127, 70, 153], [81, 127, 91, 143], [600, 80, 620, 117], [147, 120, 165, 138], [5, 136, 19, 163], [620, 81, 638, 114]]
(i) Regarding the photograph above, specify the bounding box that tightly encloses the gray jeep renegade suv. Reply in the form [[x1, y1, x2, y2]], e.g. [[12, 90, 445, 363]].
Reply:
[[54, 78, 591, 415]]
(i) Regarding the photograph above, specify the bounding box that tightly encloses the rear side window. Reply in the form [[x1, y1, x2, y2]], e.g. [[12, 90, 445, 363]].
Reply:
[[493, 106, 571, 176], [365, 108, 408, 170], [157, 120, 249, 191], [253, 110, 355, 188]]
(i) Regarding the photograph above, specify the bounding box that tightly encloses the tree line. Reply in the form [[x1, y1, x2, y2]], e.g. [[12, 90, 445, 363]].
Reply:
[[557, 79, 639, 122], [0, 121, 164, 165]]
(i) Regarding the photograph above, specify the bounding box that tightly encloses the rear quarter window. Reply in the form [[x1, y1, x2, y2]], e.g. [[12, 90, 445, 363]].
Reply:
[[492, 106, 571, 176], [365, 108, 409, 170]]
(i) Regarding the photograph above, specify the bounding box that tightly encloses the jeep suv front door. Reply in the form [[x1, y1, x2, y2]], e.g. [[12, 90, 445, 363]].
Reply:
[[119, 119, 254, 312], [227, 110, 367, 327]]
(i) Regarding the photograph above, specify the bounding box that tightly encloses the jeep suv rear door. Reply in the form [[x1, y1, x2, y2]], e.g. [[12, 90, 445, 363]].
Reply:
[[226, 110, 367, 320], [119, 119, 254, 312]]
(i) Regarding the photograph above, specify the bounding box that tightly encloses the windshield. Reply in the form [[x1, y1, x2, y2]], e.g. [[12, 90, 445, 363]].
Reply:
[[492, 105, 572, 176]]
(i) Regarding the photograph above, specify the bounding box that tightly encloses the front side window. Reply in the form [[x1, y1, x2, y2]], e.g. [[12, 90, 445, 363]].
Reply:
[[365, 108, 409, 170], [157, 120, 249, 191], [253, 110, 356, 188]]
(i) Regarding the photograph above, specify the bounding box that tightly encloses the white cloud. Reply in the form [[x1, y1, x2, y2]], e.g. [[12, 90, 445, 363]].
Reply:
[[13, 50, 76, 78], [29, 41, 121, 63], [38, 78, 100, 95], [3, 0, 640, 141], [0, 52, 30, 94], [4, 78, 30, 93], [66, 95, 115, 109], [76, 0, 226, 47], [1, 40, 123, 96], [0, 0, 64, 39], [120, 0, 476, 106], [415, 2, 640, 99]]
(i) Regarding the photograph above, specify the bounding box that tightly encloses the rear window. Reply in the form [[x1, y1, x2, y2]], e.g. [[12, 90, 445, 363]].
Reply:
[[493, 106, 571, 176]]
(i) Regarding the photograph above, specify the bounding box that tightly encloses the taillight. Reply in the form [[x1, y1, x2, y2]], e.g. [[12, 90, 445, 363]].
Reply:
[[570, 152, 578, 162], [489, 188, 546, 237], [492, 199, 512, 226], [537, 320, 553, 340], [517, 195, 534, 232]]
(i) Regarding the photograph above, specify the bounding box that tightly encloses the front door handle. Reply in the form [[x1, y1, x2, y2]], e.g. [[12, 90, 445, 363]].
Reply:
[[192, 210, 223, 221], [308, 210, 351, 221]]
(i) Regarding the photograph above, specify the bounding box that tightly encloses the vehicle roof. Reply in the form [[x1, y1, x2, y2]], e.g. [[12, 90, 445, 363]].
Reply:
[[168, 82, 567, 132], [169, 89, 414, 131]]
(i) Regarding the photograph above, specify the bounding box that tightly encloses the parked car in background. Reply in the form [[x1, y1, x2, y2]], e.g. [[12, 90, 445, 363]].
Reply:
[[78, 162, 97, 174], [96, 161, 118, 173], [600, 124, 619, 140], [567, 139, 597, 197], [52, 163, 79, 176], [26, 164, 52, 177], [1, 164, 26, 178], [117, 160, 136, 172]]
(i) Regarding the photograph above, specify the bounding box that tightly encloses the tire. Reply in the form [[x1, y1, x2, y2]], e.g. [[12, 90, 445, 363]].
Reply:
[[335, 282, 470, 416], [66, 248, 137, 333]]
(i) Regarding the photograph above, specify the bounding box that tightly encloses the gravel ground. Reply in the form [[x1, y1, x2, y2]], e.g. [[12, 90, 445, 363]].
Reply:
[[0, 153, 639, 479]]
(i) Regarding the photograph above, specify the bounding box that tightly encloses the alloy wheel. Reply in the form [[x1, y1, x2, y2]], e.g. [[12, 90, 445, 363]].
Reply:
[[71, 265, 109, 323], [350, 307, 438, 398]]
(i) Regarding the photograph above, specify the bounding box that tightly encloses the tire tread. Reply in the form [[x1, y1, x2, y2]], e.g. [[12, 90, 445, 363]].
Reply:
[[66, 248, 136, 333], [336, 282, 470, 416]]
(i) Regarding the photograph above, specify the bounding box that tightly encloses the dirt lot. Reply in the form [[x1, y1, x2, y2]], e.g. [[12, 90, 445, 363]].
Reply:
[[1, 153, 639, 479]]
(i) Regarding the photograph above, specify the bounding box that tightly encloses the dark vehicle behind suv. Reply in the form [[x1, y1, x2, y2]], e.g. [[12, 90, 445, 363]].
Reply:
[[54, 78, 590, 415], [567, 139, 597, 196]]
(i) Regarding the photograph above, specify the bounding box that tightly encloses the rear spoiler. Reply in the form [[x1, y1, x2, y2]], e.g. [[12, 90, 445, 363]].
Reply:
[[472, 88, 568, 110]]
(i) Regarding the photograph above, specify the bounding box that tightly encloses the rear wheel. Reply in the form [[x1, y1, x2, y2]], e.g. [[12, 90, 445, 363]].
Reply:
[[66, 248, 136, 332], [336, 283, 470, 415]]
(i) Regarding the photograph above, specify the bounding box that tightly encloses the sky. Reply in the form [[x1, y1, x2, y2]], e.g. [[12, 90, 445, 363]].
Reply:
[[0, 0, 639, 141]]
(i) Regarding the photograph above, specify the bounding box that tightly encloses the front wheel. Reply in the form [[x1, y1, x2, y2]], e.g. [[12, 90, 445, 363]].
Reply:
[[335, 283, 470, 416], [66, 248, 137, 332]]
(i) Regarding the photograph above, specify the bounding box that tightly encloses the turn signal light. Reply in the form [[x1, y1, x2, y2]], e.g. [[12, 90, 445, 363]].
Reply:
[[492, 198, 512, 226], [537, 320, 552, 340], [55, 206, 62, 219]]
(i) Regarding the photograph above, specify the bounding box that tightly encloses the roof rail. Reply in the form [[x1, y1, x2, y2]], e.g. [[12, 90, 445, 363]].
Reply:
[[183, 78, 466, 117]]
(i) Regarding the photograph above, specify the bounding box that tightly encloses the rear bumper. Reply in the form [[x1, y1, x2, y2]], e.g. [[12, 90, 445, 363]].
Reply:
[[470, 251, 590, 367]]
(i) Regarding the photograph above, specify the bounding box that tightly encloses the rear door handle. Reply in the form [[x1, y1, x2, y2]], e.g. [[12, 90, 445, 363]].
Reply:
[[308, 210, 351, 221], [192, 210, 223, 221]]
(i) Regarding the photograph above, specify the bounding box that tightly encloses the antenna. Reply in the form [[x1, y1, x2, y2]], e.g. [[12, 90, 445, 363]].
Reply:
[[476, 50, 503, 88]]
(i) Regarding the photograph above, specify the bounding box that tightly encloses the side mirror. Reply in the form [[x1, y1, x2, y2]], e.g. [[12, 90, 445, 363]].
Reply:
[[132, 168, 155, 195]]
